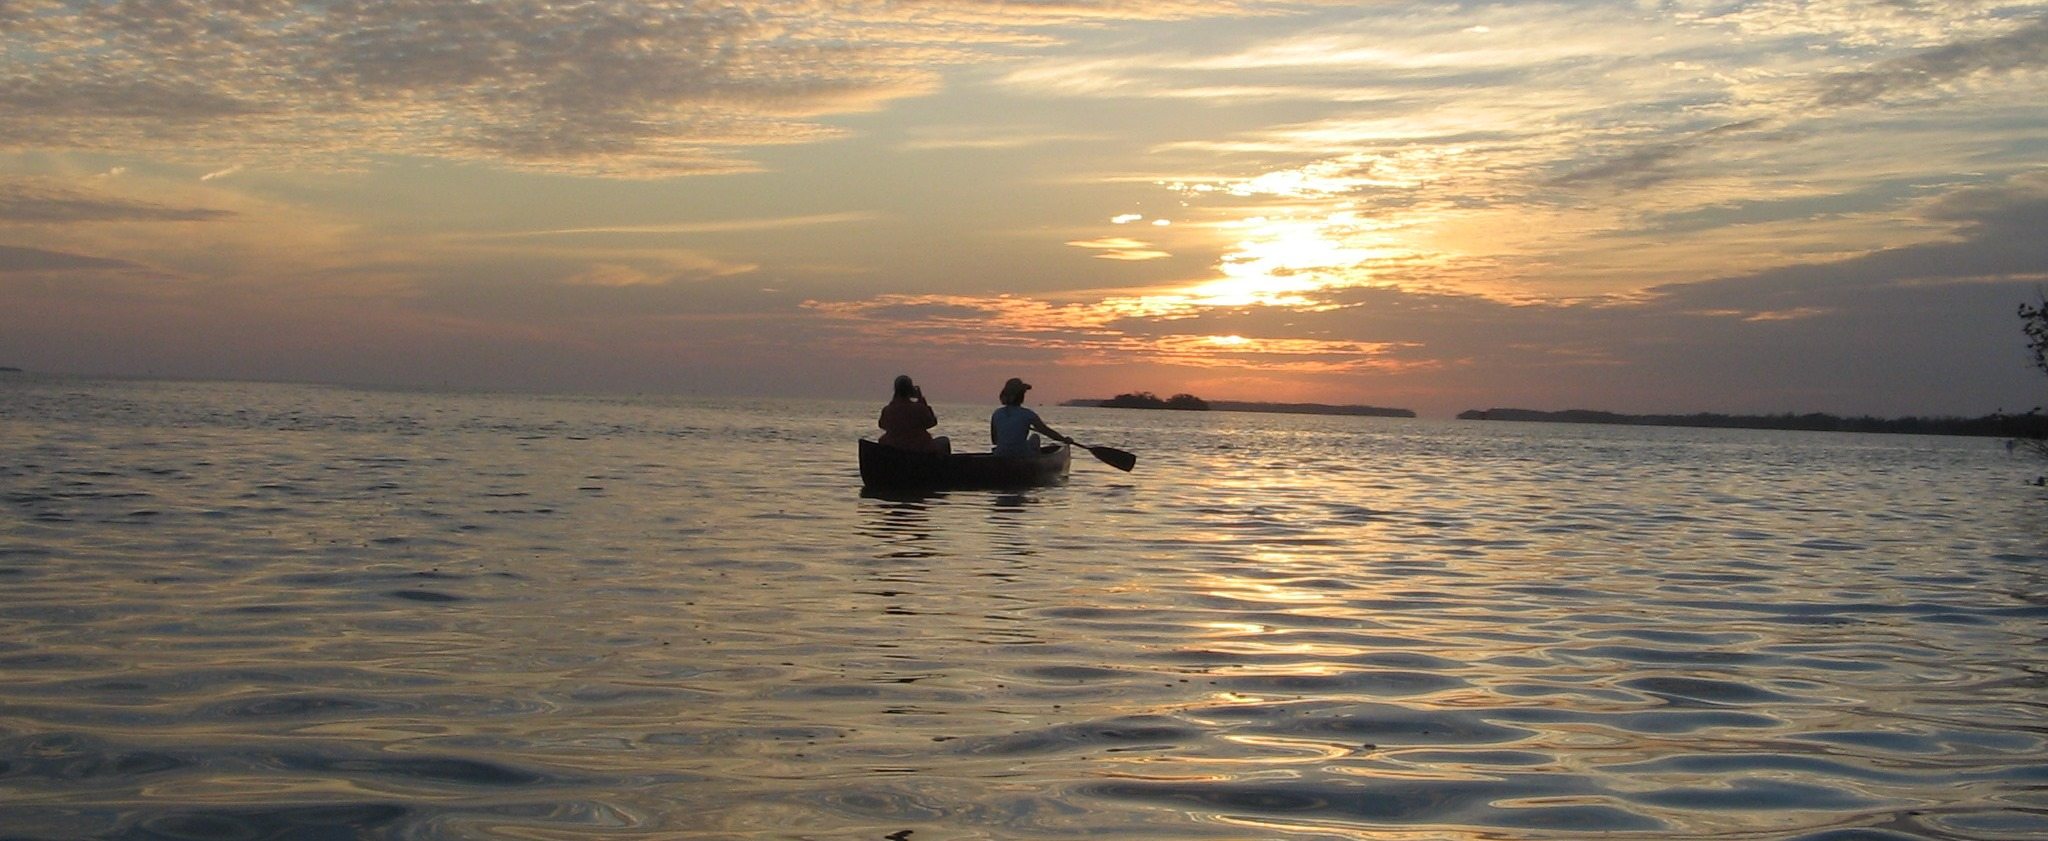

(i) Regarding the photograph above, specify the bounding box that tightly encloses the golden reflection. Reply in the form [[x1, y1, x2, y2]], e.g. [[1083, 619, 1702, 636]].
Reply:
[[1202, 621, 1271, 636], [1216, 734, 1357, 762], [1323, 762, 1498, 782], [1208, 652, 1359, 669], [1205, 637, 1373, 657], [1211, 579, 1338, 605]]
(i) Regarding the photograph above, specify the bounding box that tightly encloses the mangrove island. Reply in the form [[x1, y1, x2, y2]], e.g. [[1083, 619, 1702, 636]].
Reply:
[[1065, 392, 1416, 418]]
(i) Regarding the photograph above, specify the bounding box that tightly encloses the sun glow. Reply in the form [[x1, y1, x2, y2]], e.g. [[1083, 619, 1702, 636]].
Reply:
[[1137, 151, 1462, 311], [1172, 211, 1416, 308], [822, 152, 1468, 373]]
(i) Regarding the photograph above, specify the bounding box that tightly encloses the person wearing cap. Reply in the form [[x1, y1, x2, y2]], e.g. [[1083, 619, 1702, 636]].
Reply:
[[878, 374, 949, 454], [990, 377, 1072, 457]]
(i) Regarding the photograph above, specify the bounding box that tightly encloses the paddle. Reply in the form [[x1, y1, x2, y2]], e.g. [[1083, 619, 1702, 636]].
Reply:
[[1068, 439, 1136, 472]]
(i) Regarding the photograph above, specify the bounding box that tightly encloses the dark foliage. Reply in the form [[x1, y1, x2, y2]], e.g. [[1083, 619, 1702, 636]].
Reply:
[[2020, 293, 2048, 464], [1068, 397, 1414, 417], [2023, 294, 2048, 377], [1100, 391, 1211, 410]]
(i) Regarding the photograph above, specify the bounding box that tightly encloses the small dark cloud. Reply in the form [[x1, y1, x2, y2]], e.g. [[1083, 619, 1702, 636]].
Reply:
[[1556, 16, 2044, 193], [1633, 182, 1915, 236], [0, 182, 234, 223], [0, 76, 264, 121], [1549, 144, 1689, 189], [1700, 118, 1772, 137], [1920, 170, 2048, 236], [1549, 120, 1783, 191], [1814, 17, 2048, 107], [0, 244, 146, 273], [861, 301, 1002, 322], [1641, 171, 2048, 314]]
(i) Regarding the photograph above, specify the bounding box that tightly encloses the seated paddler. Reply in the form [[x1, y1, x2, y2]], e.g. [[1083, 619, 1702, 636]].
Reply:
[[878, 374, 949, 454], [989, 377, 1072, 457]]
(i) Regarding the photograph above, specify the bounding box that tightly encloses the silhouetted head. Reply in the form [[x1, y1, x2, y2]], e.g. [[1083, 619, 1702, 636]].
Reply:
[[893, 374, 915, 401], [999, 377, 1030, 406]]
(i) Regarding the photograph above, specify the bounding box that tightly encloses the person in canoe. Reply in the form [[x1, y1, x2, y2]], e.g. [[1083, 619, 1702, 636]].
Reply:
[[990, 377, 1073, 457], [878, 374, 950, 454]]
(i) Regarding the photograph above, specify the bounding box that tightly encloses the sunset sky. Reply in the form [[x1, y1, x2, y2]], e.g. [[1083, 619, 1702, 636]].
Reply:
[[4, 1, 2045, 417]]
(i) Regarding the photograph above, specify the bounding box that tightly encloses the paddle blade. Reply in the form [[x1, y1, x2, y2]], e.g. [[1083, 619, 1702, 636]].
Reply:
[[1086, 444, 1136, 472]]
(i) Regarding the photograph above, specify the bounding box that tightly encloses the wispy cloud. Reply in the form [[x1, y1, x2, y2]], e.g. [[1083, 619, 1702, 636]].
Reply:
[[0, 244, 149, 273], [1644, 169, 2048, 309], [804, 291, 1415, 373], [0, 180, 233, 223], [564, 263, 670, 288], [1067, 237, 1171, 260], [1814, 17, 2048, 107], [481, 212, 879, 239], [0, 1, 1326, 176], [898, 129, 1109, 151]]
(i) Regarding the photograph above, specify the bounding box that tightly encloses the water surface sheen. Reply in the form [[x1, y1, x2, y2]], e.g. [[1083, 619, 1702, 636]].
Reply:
[[2, 377, 2044, 840]]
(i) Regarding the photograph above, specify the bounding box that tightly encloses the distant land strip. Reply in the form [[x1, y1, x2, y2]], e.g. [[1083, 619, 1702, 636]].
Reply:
[[1457, 408, 2048, 438], [1064, 394, 1415, 418], [1208, 401, 1416, 418]]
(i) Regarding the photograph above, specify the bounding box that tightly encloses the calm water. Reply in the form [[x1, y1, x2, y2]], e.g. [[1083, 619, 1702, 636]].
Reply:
[[3, 376, 2045, 840]]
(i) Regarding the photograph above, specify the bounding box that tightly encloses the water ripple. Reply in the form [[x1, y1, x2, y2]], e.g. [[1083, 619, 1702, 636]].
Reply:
[[2, 378, 2044, 839]]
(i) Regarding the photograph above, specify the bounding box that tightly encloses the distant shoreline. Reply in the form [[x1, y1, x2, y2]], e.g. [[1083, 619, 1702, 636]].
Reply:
[[1456, 407, 2048, 438], [1064, 398, 1416, 418]]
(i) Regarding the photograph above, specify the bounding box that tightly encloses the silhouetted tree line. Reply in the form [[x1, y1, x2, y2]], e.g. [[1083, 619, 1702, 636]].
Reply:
[[1456, 407, 2048, 439], [1098, 391, 1211, 410], [1067, 394, 1417, 417], [1207, 401, 1415, 418]]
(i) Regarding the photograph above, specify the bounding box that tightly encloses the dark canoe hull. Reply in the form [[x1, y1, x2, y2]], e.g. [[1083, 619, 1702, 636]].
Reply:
[[859, 438, 1071, 490]]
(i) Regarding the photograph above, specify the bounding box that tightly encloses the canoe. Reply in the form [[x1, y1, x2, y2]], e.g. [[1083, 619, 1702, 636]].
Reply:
[[859, 438, 1071, 490]]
